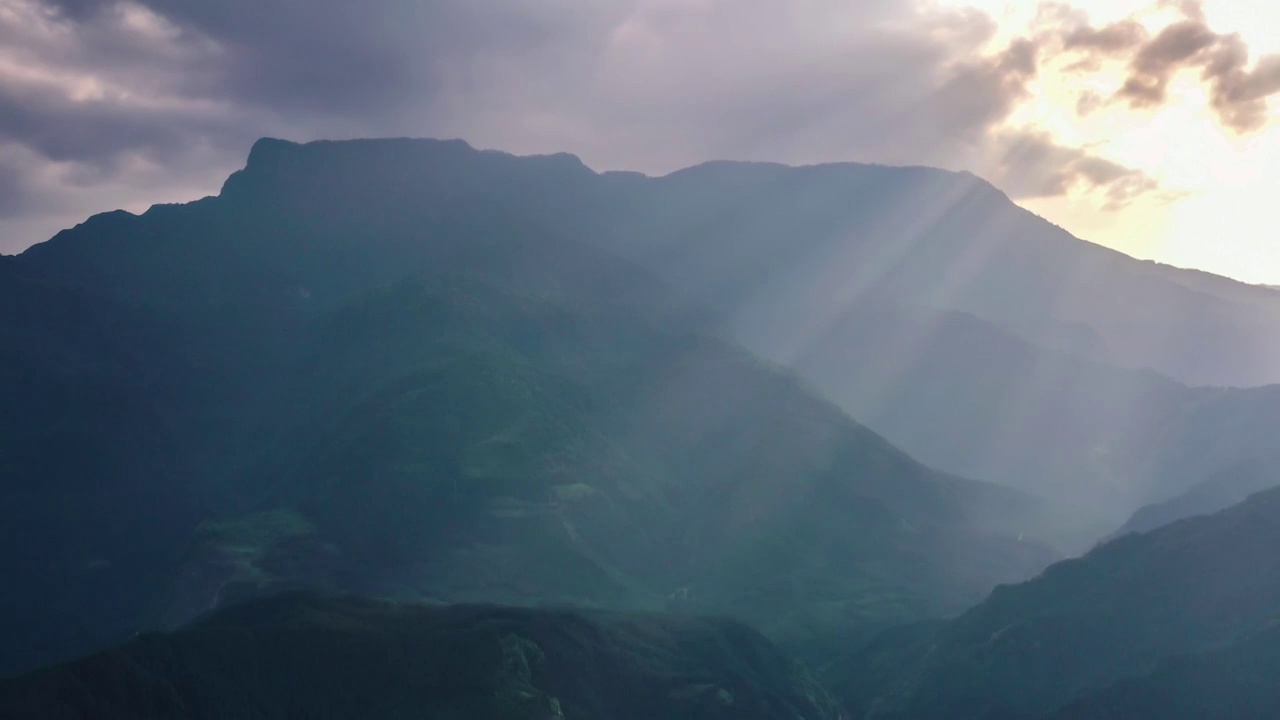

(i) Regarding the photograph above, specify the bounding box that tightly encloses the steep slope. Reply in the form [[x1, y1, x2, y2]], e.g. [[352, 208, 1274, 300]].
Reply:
[[1110, 455, 1280, 539], [780, 298, 1185, 514], [1055, 624, 1280, 720], [151, 276, 1061, 659], [1127, 385, 1280, 505], [0, 264, 205, 676], [0, 594, 841, 720], [832, 486, 1280, 718], [595, 159, 1280, 389], [0, 141, 1063, 676], [586, 158, 1280, 512]]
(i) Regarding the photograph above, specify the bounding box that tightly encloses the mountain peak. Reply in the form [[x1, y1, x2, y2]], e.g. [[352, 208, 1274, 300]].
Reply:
[[221, 137, 595, 202], [245, 136, 297, 163], [242, 136, 481, 169]]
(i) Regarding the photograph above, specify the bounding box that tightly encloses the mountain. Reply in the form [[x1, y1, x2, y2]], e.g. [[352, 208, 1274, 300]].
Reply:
[[586, 158, 1280, 390], [148, 137, 1280, 516], [0, 258, 206, 679], [0, 594, 841, 720], [10, 135, 1280, 683], [1122, 385, 1280, 507], [0, 140, 1067, 676], [572, 156, 1280, 513], [831, 485, 1280, 718], [775, 298, 1185, 516], [1109, 455, 1280, 539], [1055, 624, 1280, 720]]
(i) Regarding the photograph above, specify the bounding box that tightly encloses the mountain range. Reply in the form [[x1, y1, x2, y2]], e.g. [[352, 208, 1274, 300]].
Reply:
[[5, 137, 1280, 718], [0, 138, 1069, 677], [201, 138, 1280, 515]]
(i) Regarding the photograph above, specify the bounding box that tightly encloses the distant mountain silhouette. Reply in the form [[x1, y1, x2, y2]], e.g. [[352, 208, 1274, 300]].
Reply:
[[1109, 454, 1280, 540]]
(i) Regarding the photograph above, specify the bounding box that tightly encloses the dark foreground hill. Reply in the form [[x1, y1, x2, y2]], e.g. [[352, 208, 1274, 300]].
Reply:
[[830, 485, 1280, 718], [0, 594, 840, 720]]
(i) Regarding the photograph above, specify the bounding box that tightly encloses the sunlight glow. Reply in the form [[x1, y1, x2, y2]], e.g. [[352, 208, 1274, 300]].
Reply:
[[934, 0, 1280, 284]]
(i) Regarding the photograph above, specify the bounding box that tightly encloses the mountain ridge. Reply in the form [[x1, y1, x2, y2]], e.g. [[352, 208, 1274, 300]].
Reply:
[[19, 137, 1280, 516], [214, 136, 1280, 301], [0, 145, 1073, 676], [0, 593, 843, 720], [17, 136, 1280, 312], [833, 484, 1280, 718]]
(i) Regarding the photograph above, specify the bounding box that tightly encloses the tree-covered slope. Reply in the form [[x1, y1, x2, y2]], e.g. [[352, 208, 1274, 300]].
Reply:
[[0, 263, 206, 676], [151, 276, 1061, 662], [0, 594, 841, 720], [1054, 624, 1280, 720], [831, 486, 1280, 718]]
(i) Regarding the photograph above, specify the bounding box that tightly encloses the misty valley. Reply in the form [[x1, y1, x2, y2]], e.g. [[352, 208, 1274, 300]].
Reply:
[[4, 138, 1280, 719]]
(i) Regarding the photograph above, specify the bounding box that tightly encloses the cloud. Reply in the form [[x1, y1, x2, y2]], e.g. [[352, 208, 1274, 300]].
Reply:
[[1159, 0, 1206, 22], [1049, 1, 1280, 132], [1063, 19, 1148, 55], [0, 145, 55, 218], [0, 0, 1161, 252], [1119, 21, 1218, 106], [989, 130, 1158, 210], [1076, 90, 1105, 115]]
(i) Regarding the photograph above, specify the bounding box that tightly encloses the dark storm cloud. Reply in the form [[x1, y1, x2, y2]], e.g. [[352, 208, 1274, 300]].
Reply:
[[0, 0, 236, 166], [0, 153, 45, 218], [1, 0, 1161, 253], [0, 80, 214, 167], [42, 0, 626, 114]]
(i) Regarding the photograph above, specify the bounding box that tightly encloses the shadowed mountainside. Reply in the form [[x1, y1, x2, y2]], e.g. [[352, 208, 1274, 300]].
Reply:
[[830, 485, 1280, 718], [0, 594, 841, 720], [1054, 623, 1280, 720]]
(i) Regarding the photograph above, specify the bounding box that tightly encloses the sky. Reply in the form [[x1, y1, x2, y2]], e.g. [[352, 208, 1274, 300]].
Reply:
[[3, 0, 1280, 283]]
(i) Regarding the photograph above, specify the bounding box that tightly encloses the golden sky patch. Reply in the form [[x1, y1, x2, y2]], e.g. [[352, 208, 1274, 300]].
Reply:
[[935, 0, 1280, 284]]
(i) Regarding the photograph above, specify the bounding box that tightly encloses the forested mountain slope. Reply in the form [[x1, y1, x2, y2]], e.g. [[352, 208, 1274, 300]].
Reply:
[[0, 140, 1065, 676], [832, 486, 1280, 718], [0, 594, 841, 720]]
